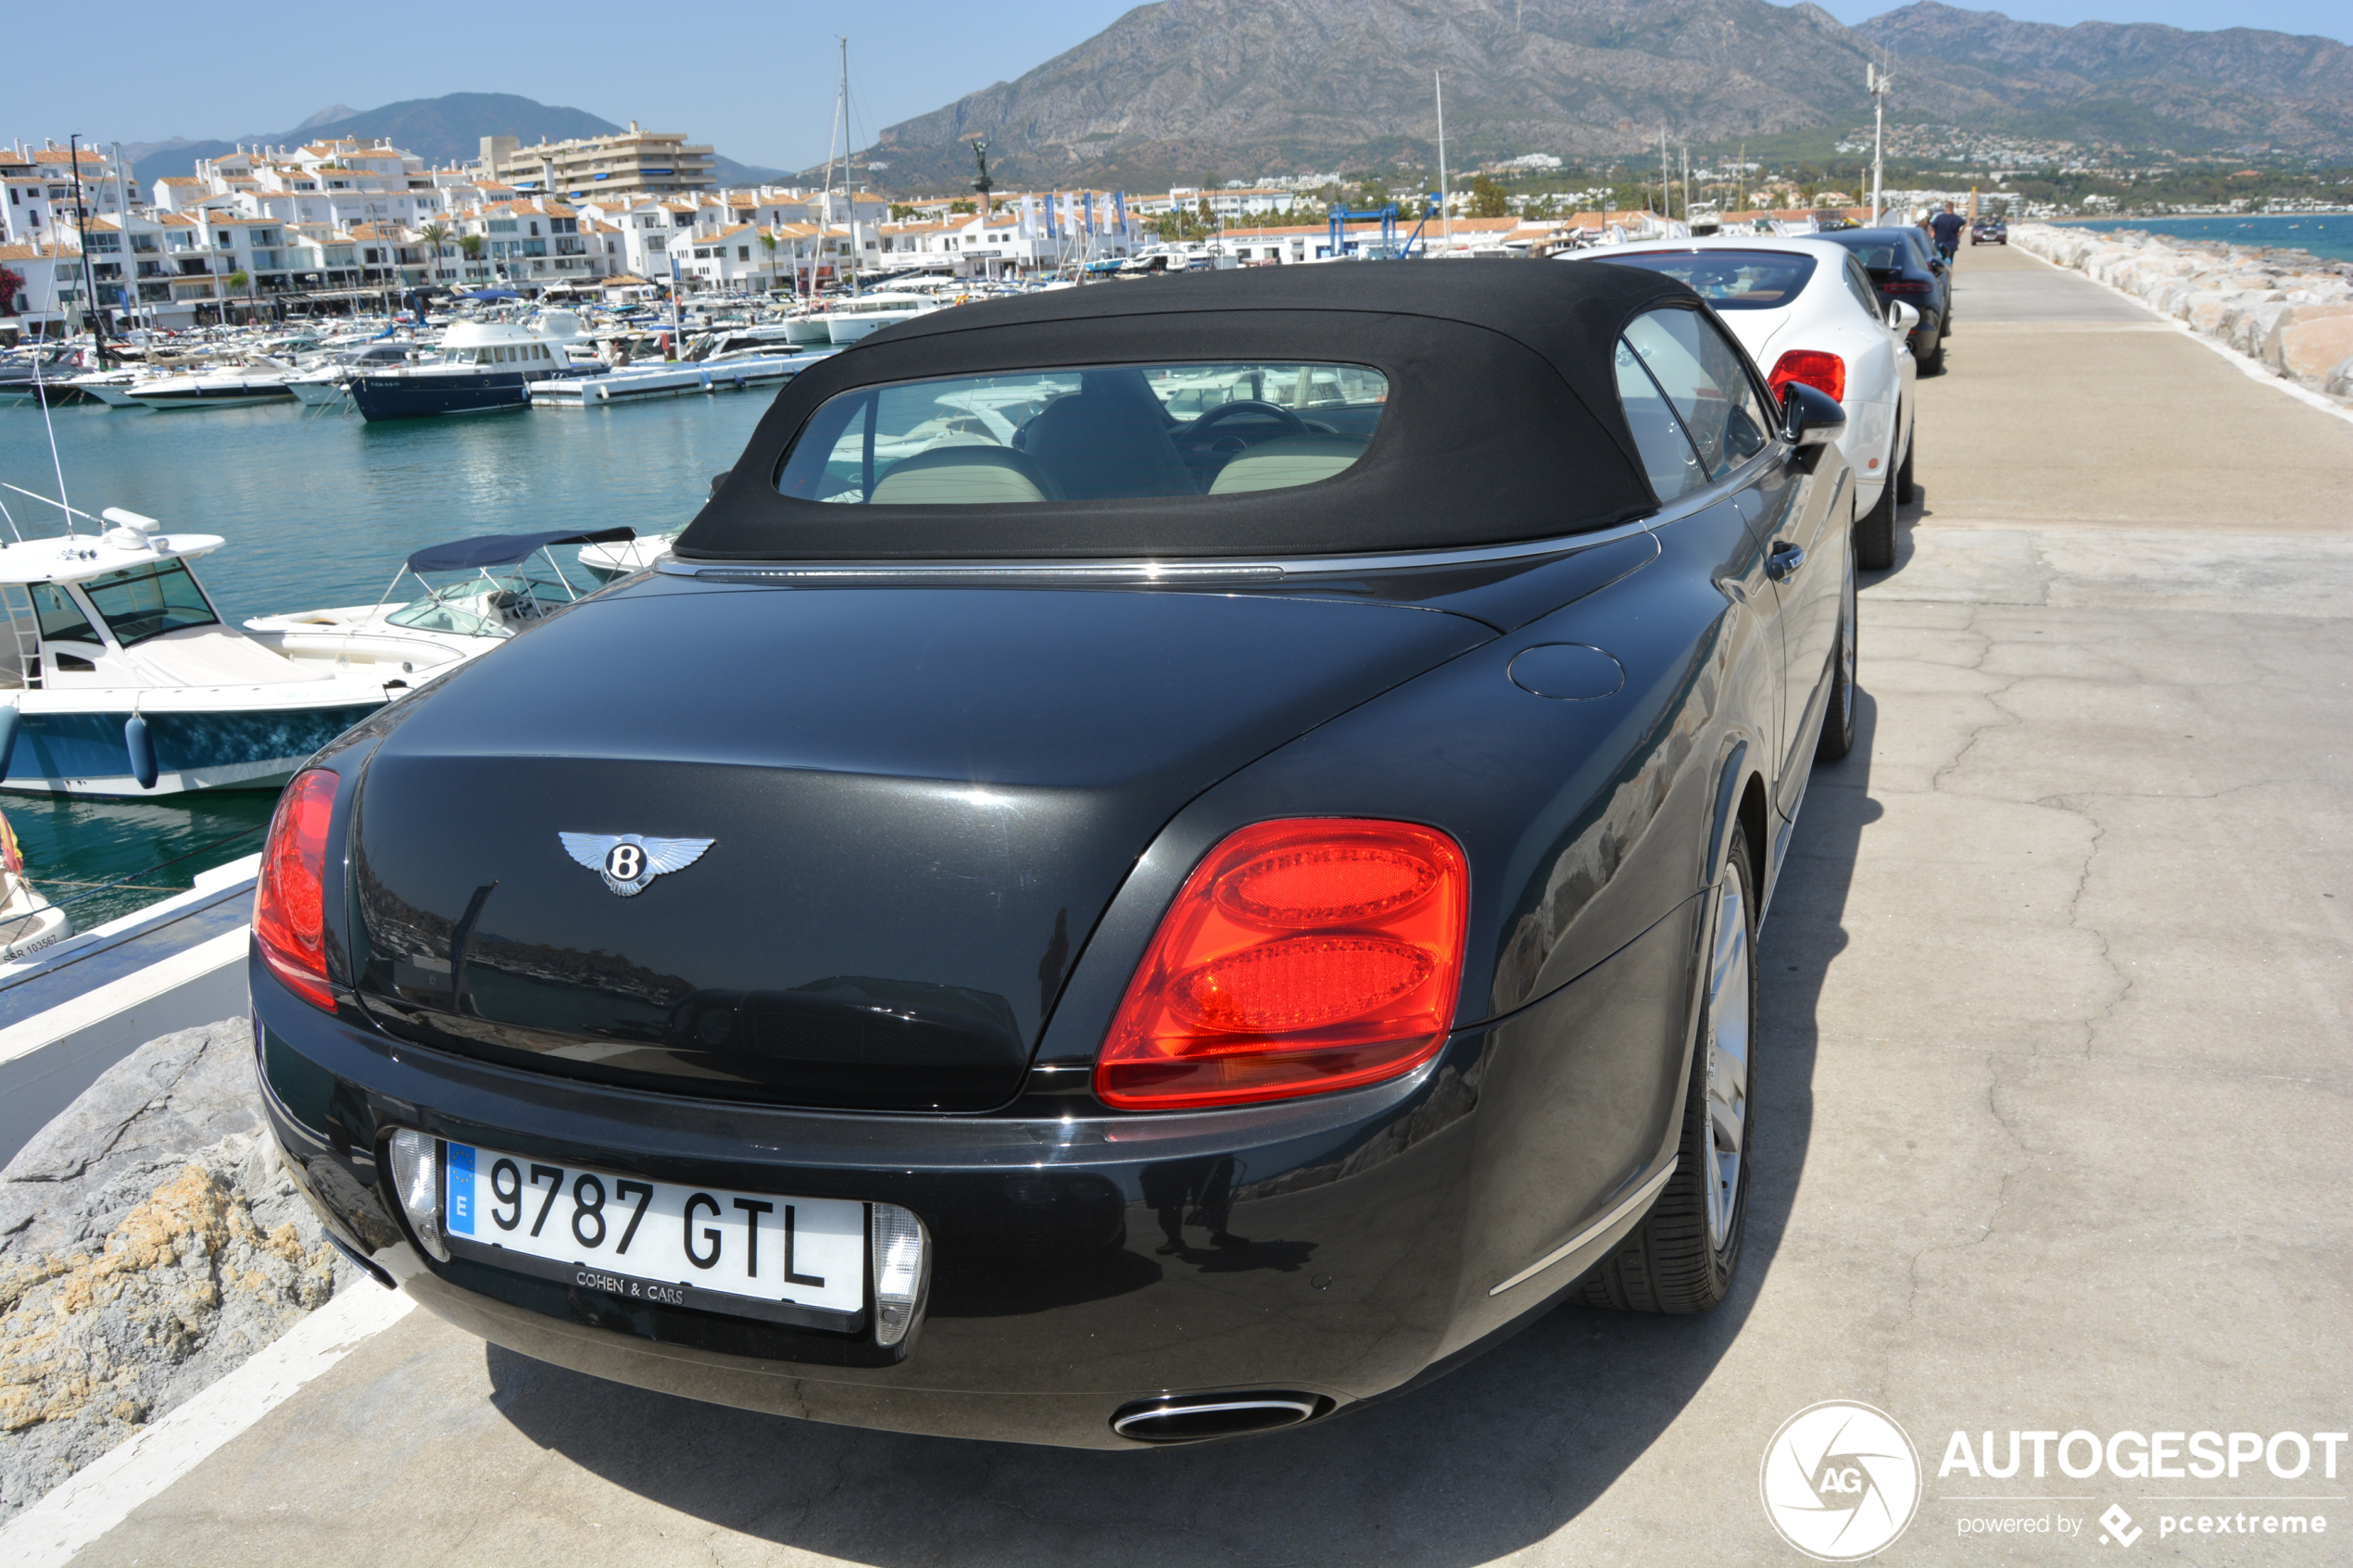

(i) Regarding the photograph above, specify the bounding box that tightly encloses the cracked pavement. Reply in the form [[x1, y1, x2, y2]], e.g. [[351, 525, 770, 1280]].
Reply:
[[61, 248, 2353, 1567]]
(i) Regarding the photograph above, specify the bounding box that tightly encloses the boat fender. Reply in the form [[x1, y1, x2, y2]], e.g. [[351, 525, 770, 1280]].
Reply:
[[596, 382, 610, 403], [0, 706, 17, 782], [124, 714, 158, 790]]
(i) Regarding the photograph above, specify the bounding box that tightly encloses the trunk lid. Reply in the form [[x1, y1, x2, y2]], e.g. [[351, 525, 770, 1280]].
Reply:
[[349, 582, 1489, 1111]]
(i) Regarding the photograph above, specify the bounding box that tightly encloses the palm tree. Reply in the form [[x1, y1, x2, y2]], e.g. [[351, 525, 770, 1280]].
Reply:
[[458, 233, 483, 260], [759, 229, 781, 294], [419, 222, 451, 280]]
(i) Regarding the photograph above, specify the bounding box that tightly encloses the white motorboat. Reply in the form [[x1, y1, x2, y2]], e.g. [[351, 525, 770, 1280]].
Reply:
[[245, 527, 633, 676], [824, 291, 943, 345], [528, 352, 826, 407], [0, 505, 398, 797], [128, 360, 297, 410]]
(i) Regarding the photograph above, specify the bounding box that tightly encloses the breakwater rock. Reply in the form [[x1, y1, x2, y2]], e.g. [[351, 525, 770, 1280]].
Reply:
[[2011, 223, 2353, 401], [0, 1020, 352, 1521]]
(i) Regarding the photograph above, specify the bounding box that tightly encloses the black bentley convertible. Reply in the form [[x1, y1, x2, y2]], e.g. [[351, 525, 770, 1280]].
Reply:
[[250, 263, 1858, 1449]]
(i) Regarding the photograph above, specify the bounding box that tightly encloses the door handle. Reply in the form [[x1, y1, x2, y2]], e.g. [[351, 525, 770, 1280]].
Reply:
[[1766, 542, 1806, 582]]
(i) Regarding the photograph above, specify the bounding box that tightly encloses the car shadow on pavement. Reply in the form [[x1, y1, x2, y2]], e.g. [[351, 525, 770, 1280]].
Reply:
[[477, 707, 1880, 1565]]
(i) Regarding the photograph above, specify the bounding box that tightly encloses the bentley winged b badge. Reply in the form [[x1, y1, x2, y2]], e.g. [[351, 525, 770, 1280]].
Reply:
[[559, 833, 715, 897]]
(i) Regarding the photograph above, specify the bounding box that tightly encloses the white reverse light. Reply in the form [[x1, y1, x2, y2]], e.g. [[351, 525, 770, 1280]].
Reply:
[[870, 1201, 928, 1348], [388, 1129, 448, 1261]]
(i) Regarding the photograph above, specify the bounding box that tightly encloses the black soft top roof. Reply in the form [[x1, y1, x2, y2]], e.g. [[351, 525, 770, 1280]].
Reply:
[[678, 261, 1699, 562]]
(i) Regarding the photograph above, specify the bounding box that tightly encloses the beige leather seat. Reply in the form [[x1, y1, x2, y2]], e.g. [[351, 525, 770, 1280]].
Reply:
[[870, 445, 1063, 505], [1206, 434, 1370, 495]]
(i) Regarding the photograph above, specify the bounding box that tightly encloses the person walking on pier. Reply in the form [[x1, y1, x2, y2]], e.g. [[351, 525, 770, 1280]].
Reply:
[[1930, 201, 1965, 263]]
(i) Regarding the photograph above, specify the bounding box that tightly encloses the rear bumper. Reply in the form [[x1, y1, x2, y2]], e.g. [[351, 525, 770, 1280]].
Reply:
[[251, 896, 1699, 1448]]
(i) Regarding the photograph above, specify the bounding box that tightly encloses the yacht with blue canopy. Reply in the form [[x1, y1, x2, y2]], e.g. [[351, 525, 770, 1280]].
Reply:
[[243, 527, 635, 677]]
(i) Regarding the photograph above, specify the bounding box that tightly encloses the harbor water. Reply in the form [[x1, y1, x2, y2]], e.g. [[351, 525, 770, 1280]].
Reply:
[[2057, 212, 2353, 263], [0, 391, 773, 928]]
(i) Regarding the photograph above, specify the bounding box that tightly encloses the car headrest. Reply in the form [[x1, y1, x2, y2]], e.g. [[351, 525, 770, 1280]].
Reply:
[[870, 445, 1062, 505], [1021, 392, 1197, 500], [1206, 433, 1370, 495]]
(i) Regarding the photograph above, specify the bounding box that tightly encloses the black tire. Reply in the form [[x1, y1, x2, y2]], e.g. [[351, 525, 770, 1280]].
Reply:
[[1576, 825, 1756, 1314], [1894, 421, 1917, 506], [1816, 547, 1856, 763], [1919, 332, 1945, 373], [1855, 456, 1897, 571]]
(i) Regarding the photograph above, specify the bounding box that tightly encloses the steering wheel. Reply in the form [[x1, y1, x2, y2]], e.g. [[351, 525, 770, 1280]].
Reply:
[[1181, 399, 1310, 444]]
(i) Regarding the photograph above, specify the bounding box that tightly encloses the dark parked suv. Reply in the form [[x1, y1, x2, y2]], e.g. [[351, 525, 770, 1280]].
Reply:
[[1817, 226, 1951, 372]]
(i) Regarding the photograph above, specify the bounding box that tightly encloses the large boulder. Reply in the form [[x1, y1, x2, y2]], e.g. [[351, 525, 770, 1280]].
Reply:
[[2281, 315, 2353, 385], [2184, 292, 2236, 334]]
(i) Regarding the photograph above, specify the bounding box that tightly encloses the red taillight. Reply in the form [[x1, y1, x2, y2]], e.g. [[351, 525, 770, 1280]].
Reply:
[[1768, 349, 1846, 405], [1881, 279, 1933, 295], [254, 769, 338, 1010], [1095, 820, 1468, 1110]]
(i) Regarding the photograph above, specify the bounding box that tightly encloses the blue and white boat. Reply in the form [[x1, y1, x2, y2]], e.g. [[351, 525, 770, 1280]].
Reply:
[[346, 312, 597, 421], [0, 509, 396, 797]]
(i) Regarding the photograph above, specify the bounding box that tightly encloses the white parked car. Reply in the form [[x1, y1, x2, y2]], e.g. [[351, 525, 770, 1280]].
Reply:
[[1566, 238, 1918, 567]]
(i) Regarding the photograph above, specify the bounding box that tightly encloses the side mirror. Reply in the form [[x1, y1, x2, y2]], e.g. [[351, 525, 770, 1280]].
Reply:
[[1886, 300, 1920, 334], [1780, 382, 1846, 449]]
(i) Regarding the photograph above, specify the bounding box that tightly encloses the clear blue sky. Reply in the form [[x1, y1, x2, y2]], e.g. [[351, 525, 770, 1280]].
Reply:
[[9, 0, 2346, 175]]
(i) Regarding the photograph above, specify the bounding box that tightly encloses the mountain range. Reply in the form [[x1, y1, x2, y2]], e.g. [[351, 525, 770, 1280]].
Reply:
[[120, 92, 791, 189], [860, 0, 2353, 192]]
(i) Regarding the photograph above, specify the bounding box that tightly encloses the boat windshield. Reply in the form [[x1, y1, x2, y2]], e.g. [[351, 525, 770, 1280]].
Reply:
[[80, 560, 220, 646], [775, 362, 1390, 506], [29, 584, 105, 646], [384, 596, 511, 637]]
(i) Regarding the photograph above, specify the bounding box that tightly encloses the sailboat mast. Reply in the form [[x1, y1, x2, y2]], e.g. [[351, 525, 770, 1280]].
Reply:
[[69, 135, 108, 370], [838, 37, 859, 296]]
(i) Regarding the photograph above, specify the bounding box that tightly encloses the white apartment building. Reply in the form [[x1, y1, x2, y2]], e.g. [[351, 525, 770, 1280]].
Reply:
[[1130, 186, 1299, 220]]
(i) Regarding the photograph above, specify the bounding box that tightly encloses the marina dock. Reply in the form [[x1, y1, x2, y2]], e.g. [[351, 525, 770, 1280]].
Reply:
[[10, 245, 2348, 1567]]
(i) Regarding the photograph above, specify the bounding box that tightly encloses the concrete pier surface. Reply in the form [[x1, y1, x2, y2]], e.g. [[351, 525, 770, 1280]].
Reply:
[[50, 246, 2353, 1566]]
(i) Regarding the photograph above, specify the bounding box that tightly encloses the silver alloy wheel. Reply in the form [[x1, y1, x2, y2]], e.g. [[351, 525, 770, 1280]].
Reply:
[[1701, 869, 1752, 1252]]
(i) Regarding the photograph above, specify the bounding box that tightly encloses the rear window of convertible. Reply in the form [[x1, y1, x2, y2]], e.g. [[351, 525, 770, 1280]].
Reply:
[[774, 363, 1390, 506]]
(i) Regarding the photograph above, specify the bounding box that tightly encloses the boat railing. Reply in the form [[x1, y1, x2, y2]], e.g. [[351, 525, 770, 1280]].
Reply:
[[0, 589, 44, 692]]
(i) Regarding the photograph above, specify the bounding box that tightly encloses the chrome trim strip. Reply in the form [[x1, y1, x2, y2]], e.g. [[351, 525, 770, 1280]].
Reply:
[[683, 562, 1288, 585], [1487, 1158, 1680, 1297]]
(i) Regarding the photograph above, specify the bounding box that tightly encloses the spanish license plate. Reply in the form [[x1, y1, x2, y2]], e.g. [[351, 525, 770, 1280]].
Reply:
[[442, 1142, 864, 1317]]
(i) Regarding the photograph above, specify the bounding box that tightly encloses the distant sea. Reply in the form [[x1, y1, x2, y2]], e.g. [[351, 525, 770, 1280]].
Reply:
[[2057, 213, 2353, 264]]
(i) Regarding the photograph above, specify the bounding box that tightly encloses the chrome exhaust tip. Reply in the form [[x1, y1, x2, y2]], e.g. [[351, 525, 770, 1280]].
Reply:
[[1111, 1392, 1327, 1444]]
